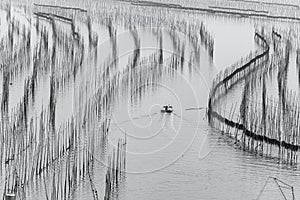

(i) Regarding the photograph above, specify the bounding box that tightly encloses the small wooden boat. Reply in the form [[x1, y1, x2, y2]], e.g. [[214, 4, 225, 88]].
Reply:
[[161, 105, 173, 113]]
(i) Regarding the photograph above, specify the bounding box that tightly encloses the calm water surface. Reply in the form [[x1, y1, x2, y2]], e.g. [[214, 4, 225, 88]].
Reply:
[[78, 15, 299, 200], [1, 5, 300, 200]]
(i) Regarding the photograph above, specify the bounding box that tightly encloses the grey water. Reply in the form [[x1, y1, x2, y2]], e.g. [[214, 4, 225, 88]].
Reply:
[[1, 2, 300, 200], [75, 14, 300, 200]]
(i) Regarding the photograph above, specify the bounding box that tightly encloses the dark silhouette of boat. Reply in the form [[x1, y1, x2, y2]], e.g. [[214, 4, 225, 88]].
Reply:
[[161, 105, 173, 113]]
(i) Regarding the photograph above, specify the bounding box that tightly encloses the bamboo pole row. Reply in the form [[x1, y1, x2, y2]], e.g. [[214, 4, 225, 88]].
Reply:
[[86, 2, 214, 58], [104, 138, 126, 200], [208, 28, 300, 164], [0, 6, 114, 199]]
